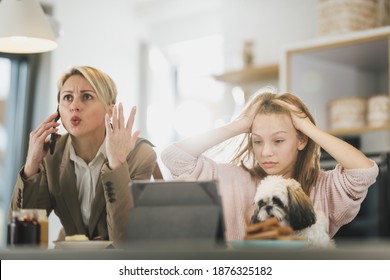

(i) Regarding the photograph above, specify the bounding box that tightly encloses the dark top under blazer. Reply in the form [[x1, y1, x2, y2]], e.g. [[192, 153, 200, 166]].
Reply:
[[10, 134, 157, 246]]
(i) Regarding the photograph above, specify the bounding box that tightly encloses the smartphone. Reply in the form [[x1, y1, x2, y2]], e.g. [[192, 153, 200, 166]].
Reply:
[[49, 107, 60, 155]]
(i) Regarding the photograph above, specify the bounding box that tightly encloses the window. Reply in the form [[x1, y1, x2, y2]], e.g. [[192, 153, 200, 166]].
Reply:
[[0, 57, 11, 204], [145, 35, 225, 149], [0, 57, 12, 246]]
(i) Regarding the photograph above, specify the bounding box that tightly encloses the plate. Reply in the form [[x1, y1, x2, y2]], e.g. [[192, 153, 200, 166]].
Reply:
[[54, 240, 113, 250], [228, 240, 308, 249]]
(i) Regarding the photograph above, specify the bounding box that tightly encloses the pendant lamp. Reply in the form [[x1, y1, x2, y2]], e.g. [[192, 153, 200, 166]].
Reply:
[[0, 0, 57, 54]]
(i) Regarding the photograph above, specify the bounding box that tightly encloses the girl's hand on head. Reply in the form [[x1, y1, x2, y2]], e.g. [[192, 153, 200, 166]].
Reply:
[[105, 103, 140, 170], [235, 99, 262, 133], [274, 99, 312, 131], [24, 111, 60, 177]]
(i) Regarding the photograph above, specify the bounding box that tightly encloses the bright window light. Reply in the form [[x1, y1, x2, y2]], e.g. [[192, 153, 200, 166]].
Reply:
[[146, 34, 225, 145], [0, 58, 10, 98], [149, 46, 170, 72], [0, 125, 6, 151], [232, 86, 245, 106], [174, 101, 212, 138], [147, 103, 174, 148]]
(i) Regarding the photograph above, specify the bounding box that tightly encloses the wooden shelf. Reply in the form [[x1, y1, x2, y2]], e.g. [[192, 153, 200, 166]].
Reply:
[[282, 26, 390, 133], [214, 63, 279, 84], [329, 125, 390, 136]]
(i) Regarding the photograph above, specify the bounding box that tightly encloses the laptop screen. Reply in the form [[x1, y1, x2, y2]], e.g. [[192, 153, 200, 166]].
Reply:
[[123, 180, 225, 248]]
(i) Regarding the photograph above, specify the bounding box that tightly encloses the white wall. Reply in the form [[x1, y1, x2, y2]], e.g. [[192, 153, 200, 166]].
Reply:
[[133, 0, 319, 132], [222, 0, 318, 70], [134, 0, 318, 70], [42, 0, 141, 121]]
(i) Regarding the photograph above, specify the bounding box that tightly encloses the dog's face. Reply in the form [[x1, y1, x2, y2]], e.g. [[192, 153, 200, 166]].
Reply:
[[251, 175, 316, 231]]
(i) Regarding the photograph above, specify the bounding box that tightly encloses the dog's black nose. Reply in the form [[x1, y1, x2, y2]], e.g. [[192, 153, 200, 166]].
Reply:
[[265, 205, 273, 214]]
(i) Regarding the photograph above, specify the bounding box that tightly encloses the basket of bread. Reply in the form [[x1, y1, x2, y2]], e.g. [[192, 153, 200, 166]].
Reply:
[[245, 217, 304, 241]]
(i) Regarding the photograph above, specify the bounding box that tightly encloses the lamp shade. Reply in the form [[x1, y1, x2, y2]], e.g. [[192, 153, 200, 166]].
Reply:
[[0, 0, 57, 53]]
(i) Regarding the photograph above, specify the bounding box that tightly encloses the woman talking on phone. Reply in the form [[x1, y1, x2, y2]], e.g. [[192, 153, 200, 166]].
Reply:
[[9, 66, 157, 246]]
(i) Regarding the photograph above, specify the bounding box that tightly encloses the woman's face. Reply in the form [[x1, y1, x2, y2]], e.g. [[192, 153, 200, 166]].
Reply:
[[251, 113, 307, 178], [59, 75, 108, 140]]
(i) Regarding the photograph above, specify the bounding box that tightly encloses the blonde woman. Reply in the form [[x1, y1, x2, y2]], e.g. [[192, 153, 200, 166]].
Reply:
[[161, 91, 378, 241], [10, 66, 157, 246]]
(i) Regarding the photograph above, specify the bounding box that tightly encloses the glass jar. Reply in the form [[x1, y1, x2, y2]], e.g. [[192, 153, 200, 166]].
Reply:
[[35, 209, 48, 248], [243, 41, 254, 67], [7, 209, 40, 247]]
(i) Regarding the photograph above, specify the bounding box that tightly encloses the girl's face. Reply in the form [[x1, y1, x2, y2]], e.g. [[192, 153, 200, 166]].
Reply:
[[251, 113, 307, 178], [59, 75, 110, 140]]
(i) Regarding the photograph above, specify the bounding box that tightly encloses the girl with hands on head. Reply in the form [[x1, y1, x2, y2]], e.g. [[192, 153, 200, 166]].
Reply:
[[161, 90, 378, 241], [10, 66, 157, 246], [274, 95, 373, 172]]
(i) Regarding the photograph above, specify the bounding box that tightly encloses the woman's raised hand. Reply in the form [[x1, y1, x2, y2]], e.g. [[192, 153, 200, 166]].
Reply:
[[24, 111, 60, 177], [105, 103, 140, 170]]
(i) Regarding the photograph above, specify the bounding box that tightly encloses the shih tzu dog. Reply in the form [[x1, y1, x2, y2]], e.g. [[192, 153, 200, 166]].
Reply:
[[251, 175, 334, 247]]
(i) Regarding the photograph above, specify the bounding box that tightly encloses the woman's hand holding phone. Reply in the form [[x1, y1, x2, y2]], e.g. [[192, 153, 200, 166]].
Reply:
[[23, 109, 61, 177], [50, 107, 61, 155]]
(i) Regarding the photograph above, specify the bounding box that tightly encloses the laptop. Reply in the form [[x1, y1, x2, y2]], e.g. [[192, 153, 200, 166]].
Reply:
[[123, 180, 225, 248]]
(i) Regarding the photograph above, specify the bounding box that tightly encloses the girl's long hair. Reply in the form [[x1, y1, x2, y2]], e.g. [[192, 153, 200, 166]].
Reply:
[[230, 91, 321, 195]]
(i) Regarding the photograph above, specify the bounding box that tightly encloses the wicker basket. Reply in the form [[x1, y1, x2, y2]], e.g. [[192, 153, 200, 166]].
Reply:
[[328, 97, 367, 130], [367, 94, 390, 127], [318, 0, 380, 36], [378, 0, 390, 25]]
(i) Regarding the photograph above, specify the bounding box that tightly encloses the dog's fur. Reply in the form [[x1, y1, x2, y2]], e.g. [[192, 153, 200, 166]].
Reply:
[[251, 175, 334, 247]]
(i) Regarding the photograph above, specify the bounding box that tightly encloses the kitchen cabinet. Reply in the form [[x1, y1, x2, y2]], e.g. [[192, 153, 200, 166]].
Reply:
[[280, 26, 390, 136]]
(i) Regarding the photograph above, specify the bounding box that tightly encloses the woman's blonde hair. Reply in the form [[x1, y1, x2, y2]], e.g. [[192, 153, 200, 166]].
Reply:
[[231, 91, 321, 194], [57, 66, 117, 108]]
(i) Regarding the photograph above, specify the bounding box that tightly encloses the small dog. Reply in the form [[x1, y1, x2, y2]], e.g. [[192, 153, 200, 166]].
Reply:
[[251, 175, 334, 247]]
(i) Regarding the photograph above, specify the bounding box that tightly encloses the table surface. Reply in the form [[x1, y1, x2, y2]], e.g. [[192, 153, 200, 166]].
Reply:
[[1, 239, 390, 260]]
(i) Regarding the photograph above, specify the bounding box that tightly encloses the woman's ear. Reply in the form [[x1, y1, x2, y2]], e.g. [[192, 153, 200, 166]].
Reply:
[[287, 185, 316, 230], [107, 104, 114, 118]]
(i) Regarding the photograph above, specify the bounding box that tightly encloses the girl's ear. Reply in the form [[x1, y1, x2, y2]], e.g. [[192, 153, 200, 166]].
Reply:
[[107, 104, 114, 118], [297, 133, 308, 151], [287, 185, 316, 230]]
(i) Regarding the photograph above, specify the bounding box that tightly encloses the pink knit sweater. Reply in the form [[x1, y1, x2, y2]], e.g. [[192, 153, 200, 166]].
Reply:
[[161, 144, 379, 241]]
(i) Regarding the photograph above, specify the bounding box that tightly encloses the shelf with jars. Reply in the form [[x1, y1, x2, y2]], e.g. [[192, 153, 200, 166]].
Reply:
[[280, 26, 390, 136]]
